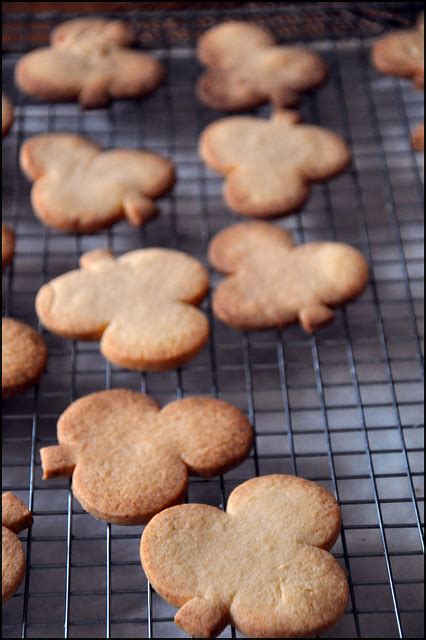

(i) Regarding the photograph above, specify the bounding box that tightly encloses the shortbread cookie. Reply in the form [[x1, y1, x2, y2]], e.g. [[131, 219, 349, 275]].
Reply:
[[36, 248, 209, 370], [2, 493, 33, 603], [199, 111, 350, 218], [15, 18, 164, 108], [20, 133, 175, 233], [372, 13, 424, 89], [41, 389, 252, 525], [141, 474, 349, 638], [411, 122, 424, 150], [197, 21, 327, 111], [2, 318, 48, 398], [209, 222, 369, 333], [2, 224, 15, 269], [2, 94, 14, 136]]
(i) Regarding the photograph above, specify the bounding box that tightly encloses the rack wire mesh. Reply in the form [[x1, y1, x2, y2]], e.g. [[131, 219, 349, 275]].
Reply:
[[2, 3, 424, 638]]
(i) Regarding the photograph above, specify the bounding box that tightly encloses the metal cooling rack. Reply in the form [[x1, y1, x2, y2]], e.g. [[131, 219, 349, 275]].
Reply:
[[2, 3, 424, 638]]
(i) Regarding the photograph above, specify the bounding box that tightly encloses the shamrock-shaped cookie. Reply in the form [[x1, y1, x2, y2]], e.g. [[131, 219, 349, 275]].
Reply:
[[2, 224, 15, 269], [209, 222, 369, 333], [197, 21, 327, 111], [2, 318, 48, 398], [199, 111, 350, 218], [141, 474, 349, 638], [41, 389, 252, 525], [20, 133, 175, 233], [15, 18, 164, 108], [2, 492, 33, 603], [412, 122, 424, 151], [36, 248, 209, 371], [2, 94, 14, 136], [372, 12, 424, 89]]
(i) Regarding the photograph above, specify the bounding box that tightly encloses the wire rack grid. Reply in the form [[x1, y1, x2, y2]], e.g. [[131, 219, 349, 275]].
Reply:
[[2, 3, 424, 638]]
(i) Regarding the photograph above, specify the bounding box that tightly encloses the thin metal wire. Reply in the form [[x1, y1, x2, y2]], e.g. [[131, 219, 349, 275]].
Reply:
[[306, 44, 422, 638], [2, 4, 424, 639]]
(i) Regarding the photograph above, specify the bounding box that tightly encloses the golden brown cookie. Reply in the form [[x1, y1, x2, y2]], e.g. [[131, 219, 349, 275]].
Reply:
[[197, 21, 327, 111], [20, 133, 175, 233], [141, 474, 349, 638], [2, 94, 14, 136], [2, 492, 33, 603], [411, 121, 424, 150], [2, 318, 48, 398], [209, 222, 369, 333], [199, 111, 350, 218], [15, 18, 164, 108], [2, 224, 15, 269], [36, 248, 209, 371], [41, 389, 252, 525], [372, 13, 424, 89]]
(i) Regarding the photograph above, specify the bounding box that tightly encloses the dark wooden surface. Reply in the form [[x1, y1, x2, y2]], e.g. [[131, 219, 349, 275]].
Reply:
[[3, 2, 243, 13]]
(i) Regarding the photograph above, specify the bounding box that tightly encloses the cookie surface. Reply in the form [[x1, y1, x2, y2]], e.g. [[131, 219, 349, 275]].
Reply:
[[41, 389, 252, 525], [141, 474, 349, 638], [209, 222, 369, 333], [2, 94, 14, 136], [36, 248, 209, 371], [2, 318, 48, 398], [2, 493, 33, 603], [197, 21, 327, 111], [411, 121, 424, 150], [20, 133, 175, 233], [2, 224, 15, 269], [15, 18, 164, 108], [199, 111, 350, 218], [372, 13, 424, 89]]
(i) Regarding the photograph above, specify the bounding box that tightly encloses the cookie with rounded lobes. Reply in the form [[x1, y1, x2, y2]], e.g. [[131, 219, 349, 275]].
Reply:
[[15, 18, 164, 108], [209, 222, 369, 333], [40, 389, 253, 525], [411, 122, 424, 151], [372, 13, 424, 89], [2, 94, 14, 136], [20, 133, 175, 233], [2, 224, 15, 269], [199, 111, 351, 218], [141, 474, 349, 638], [2, 318, 48, 398], [36, 247, 209, 371], [197, 21, 327, 111], [2, 492, 33, 603]]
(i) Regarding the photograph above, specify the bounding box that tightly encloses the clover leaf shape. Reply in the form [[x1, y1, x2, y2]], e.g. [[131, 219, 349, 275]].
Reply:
[[372, 13, 424, 90], [35, 248, 209, 371], [20, 133, 175, 233], [199, 111, 351, 218], [40, 389, 253, 525], [197, 21, 327, 111], [141, 474, 349, 638], [209, 222, 369, 333], [15, 18, 164, 107]]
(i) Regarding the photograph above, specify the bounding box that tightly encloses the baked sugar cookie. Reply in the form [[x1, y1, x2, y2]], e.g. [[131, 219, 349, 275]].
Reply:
[[411, 122, 424, 150], [15, 18, 164, 108], [199, 111, 350, 218], [41, 389, 252, 525], [2, 224, 15, 269], [20, 133, 175, 233], [2, 318, 48, 398], [36, 248, 209, 371], [2, 492, 33, 603], [141, 474, 349, 638], [372, 13, 424, 89], [209, 222, 369, 333], [197, 21, 327, 111], [2, 94, 14, 136]]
